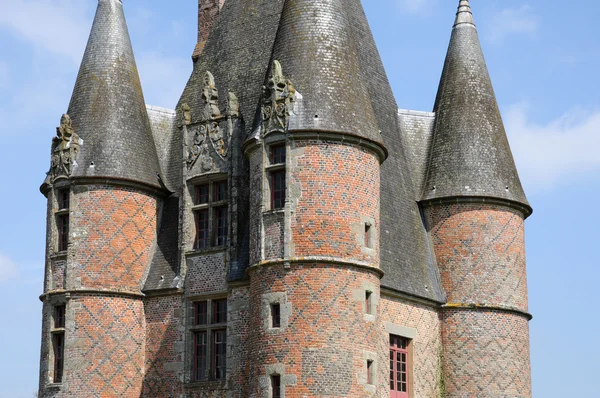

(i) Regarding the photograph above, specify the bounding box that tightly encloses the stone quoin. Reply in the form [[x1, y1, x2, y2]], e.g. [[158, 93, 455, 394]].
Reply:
[[38, 0, 533, 397]]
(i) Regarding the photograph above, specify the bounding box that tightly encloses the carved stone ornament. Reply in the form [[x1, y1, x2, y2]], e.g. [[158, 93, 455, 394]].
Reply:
[[261, 60, 296, 135], [50, 114, 80, 180], [186, 72, 238, 170]]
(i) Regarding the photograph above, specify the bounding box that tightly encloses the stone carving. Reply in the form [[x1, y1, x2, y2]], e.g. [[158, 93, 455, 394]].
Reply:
[[262, 60, 296, 134], [186, 72, 238, 169], [182, 103, 192, 126], [50, 114, 80, 180]]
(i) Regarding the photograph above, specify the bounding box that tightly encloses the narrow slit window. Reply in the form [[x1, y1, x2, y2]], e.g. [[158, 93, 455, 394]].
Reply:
[[271, 303, 281, 328], [365, 291, 372, 315], [53, 333, 65, 383], [58, 190, 70, 210], [365, 224, 371, 248], [271, 374, 282, 398], [57, 214, 69, 252], [367, 360, 374, 385], [55, 305, 66, 328]]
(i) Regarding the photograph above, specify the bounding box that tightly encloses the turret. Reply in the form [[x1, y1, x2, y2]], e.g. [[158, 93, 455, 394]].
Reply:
[[244, 0, 387, 395], [422, 1, 533, 396], [38, 0, 164, 396]]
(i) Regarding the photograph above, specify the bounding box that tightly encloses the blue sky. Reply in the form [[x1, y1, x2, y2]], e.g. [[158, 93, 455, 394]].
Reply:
[[0, 0, 598, 396]]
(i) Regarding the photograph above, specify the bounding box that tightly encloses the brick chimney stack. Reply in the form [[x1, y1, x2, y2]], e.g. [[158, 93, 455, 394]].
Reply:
[[192, 0, 224, 61]]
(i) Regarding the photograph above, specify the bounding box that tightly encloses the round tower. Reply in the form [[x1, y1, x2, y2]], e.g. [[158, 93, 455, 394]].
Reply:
[[38, 1, 164, 396], [422, 1, 533, 397], [243, 0, 387, 396]]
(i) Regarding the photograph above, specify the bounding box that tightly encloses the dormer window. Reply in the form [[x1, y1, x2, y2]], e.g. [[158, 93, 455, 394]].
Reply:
[[192, 180, 228, 250]]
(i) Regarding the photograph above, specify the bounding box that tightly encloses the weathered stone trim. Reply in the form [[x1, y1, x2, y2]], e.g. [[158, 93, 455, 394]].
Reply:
[[40, 289, 145, 302], [248, 257, 384, 278], [420, 195, 533, 218], [384, 323, 418, 339], [41, 176, 168, 197], [442, 303, 533, 320], [142, 288, 183, 298], [381, 287, 445, 307]]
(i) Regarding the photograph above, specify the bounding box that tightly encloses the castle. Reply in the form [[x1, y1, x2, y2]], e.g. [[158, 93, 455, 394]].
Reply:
[[37, 0, 533, 397]]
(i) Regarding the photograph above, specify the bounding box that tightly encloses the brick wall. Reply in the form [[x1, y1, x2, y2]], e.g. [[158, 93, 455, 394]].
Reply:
[[248, 264, 381, 397], [425, 203, 531, 397], [192, 0, 225, 60], [379, 295, 443, 397]]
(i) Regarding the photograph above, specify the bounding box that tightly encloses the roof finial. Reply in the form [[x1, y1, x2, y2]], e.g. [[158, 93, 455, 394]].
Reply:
[[454, 0, 475, 27]]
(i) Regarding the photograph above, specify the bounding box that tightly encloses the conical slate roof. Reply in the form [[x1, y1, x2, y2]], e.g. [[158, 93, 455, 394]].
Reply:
[[422, 0, 530, 213], [67, 0, 162, 188], [266, 0, 384, 146]]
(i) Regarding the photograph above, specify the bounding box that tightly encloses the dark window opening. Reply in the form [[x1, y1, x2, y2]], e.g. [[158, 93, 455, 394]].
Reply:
[[193, 180, 228, 250], [270, 145, 286, 164], [367, 360, 374, 385], [271, 303, 281, 328], [194, 209, 209, 249], [271, 374, 282, 398], [212, 299, 227, 324], [212, 329, 227, 380], [390, 335, 410, 398], [193, 331, 208, 381], [271, 170, 286, 210], [53, 333, 65, 383], [365, 224, 371, 248], [55, 305, 66, 329], [195, 301, 208, 326], [215, 207, 228, 246], [58, 190, 70, 210], [57, 214, 69, 252], [365, 291, 372, 315]]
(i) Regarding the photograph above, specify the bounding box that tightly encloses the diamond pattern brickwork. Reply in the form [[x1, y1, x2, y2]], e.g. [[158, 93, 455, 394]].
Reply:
[[70, 186, 157, 293], [426, 203, 528, 312], [248, 263, 384, 397], [63, 296, 145, 397], [380, 296, 442, 397], [442, 309, 532, 397]]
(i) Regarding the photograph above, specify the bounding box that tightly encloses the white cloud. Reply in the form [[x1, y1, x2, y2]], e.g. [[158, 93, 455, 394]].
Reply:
[[487, 5, 540, 43], [0, 0, 92, 64], [0, 253, 19, 284], [396, 0, 436, 15], [505, 103, 600, 193]]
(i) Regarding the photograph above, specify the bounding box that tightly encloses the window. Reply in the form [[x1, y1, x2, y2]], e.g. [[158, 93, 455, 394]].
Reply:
[[271, 374, 282, 398], [268, 145, 286, 210], [56, 189, 70, 252], [192, 181, 228, 249], [52, 305, 66, 383], [390, 335, 410, 398], [365, 291, 372, 315], [367, 360, 374, 385], [271, 303, 281, 328], [365, 223, 372, 248], [191, 298, 227, 382]]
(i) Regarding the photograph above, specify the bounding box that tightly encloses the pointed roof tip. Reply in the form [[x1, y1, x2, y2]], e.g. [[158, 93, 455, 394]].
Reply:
[[454, 0, 475, 27], [66, 0, 162, 189], [265, 0, 383, 146]]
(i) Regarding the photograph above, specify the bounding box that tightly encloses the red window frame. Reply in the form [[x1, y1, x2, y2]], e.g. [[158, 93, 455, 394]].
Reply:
[[390, 335, 410, 398], [195, 301, 208, 326], [270, 145, 286, 164], [53, 332, 65, 383], [214, 181, 228, 202], [271, 303, 281, 328], [196, 184, 209, 205], [193, 331, 208, 381], [212, 299, 227, 324], [271, 374, 282, 398]]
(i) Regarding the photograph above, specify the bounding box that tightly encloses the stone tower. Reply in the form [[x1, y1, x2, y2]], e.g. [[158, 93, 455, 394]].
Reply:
[[421, 1, 533, 396], [243, 0, 387, 395], [38, 0, 165, 396], [37, 0, 533, 397]]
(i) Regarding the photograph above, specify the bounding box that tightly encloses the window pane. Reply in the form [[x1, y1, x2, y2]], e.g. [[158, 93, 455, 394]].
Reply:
[[272, 374, 282, 398], [212, 299, 227, 324], [214, 181, 228, 202], [58, 190, 69, 210], [55, 305, 66, 328], [196, 184, 209, 205], [271, 145, 286, 164], [195, 302, 208, 325], [215, 207, 228, 246], [271, 304, 281, 328], [213, 330, 227, 380], [194, 332, 207, 381], [53, 333, 64, 383], [195, 210, 209, 249], [58, 215, 69, 252], [271, 170, 286, 209]]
